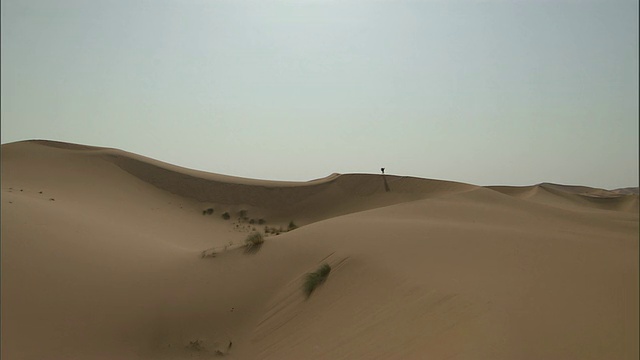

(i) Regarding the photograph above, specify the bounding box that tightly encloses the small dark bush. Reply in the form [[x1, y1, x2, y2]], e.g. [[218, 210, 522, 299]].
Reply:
[[288, 221, 298, 231], [303, 263, 331, 298], [258, 219, 266, 225], [206, 208, 214, 215], [245, 232, 264, 248], [222, 212, 230, 220], [188, 339, 203, 351], [249, 219, 255, 224]]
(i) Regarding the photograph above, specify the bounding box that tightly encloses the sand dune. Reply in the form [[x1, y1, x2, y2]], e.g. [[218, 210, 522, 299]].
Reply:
[[612, 187, 640, 195], [2, 140, 638, 359], [489, 183, 639, 213]]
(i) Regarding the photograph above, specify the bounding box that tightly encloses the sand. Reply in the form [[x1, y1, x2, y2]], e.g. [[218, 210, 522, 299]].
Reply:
[[2, 140, 638, 359]]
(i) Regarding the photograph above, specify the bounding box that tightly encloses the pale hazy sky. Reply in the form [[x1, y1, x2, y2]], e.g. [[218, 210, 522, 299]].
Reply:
[[2, 0, 638, 189]]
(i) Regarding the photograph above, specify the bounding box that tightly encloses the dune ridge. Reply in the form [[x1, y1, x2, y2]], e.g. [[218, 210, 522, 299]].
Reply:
[[2, 140, 638, 360], [8, 140, 479, 224], [489, 182, 639, 213]]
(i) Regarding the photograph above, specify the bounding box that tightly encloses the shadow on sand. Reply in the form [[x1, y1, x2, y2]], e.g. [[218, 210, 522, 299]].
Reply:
[[382, 175, 391, 192], [243, 243, 263, 255]]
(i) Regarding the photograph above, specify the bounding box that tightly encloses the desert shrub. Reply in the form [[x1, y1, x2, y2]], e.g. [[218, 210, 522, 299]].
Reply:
[[258, 219, 266, 225], [206, 208, 214, 215], [245, 232, 264, 248], [288, 221, 298, 231], [303, 263, 331, 298], [202, 210, 206, 215], [188, 339, 203, 351], [238, 209, 247, 219], [222, 212, 230, 220], [249, 219, 255, 224]]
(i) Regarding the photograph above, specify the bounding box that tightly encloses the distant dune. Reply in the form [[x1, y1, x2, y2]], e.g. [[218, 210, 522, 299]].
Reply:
[[612, 187, 640, 195], [2, 140, 638, 359]]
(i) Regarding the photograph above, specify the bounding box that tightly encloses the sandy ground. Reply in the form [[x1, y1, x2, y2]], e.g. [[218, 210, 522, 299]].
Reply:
[[2, 140, 638, 360]]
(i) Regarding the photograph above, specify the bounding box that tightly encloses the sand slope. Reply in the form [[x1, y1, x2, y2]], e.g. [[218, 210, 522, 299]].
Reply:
[[2, 140, 638, 359]]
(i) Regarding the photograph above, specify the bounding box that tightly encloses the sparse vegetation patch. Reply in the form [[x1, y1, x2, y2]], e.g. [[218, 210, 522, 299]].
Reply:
[[264, 220, 299, 236], [222, 212, 230, 220], [303, 263, 331, 298], [264, 225, 284, 235]]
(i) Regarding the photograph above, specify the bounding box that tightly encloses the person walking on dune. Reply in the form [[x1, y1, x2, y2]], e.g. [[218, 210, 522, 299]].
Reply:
[[381, 167, 385, 174]]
